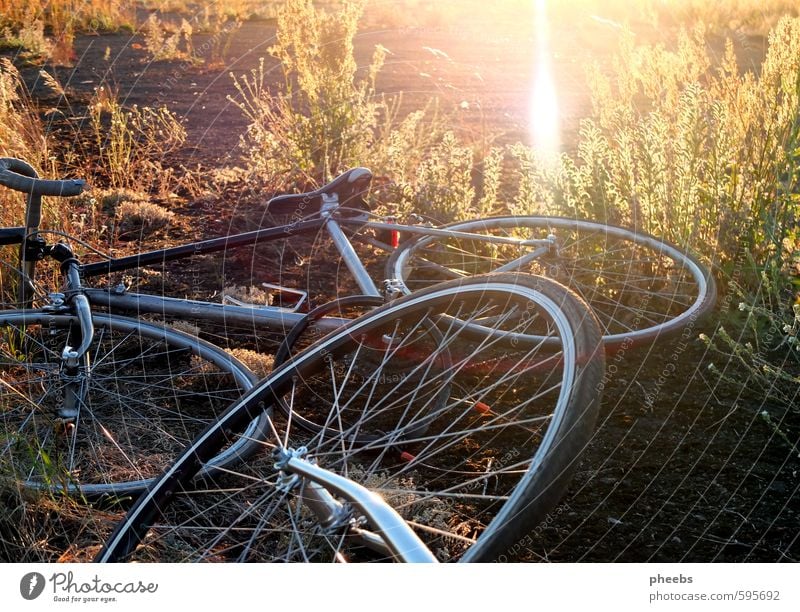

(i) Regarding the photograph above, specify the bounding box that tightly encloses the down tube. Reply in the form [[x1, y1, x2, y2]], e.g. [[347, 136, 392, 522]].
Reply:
[[83, 289, 350, 335]]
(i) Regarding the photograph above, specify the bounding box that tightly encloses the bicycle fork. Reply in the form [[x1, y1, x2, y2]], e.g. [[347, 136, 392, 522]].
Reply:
[[48, 245, 94, 422], [274, 447, 437, 563]]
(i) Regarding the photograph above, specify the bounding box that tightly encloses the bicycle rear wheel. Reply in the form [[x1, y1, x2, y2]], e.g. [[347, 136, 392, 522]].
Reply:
[[98, 273, 604, 562], [386, 216, 716, 348], [0, 311, 262, 496]]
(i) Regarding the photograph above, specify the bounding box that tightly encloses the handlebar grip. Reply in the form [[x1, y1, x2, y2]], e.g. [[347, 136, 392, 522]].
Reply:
[[0, 157, 86, 197]]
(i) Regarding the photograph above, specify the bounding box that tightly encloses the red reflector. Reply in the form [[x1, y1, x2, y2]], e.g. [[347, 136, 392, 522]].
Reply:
[[473, 401, 492, 414], [400, 451, 415, 462], [390, 230, 400, 248]]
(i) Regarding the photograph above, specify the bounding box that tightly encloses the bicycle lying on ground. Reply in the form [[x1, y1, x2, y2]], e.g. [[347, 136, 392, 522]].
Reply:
[[0, 157, 713, 560]]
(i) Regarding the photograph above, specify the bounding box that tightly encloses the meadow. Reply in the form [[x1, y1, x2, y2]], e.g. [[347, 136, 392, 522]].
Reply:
[[0, 0, 797, 562]]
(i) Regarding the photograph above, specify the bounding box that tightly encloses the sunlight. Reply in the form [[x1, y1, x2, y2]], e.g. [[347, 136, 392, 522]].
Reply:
[[529, 0, 560, 157]]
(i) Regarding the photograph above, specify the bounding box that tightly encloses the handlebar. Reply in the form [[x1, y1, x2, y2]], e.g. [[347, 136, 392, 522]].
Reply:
[[0, 157, 86, 197]]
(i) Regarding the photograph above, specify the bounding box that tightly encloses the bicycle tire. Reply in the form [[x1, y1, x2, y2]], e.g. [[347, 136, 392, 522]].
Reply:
[[386, 216, 716, 349], [0, 310, 264, 496], [97, 272, 604, 562]]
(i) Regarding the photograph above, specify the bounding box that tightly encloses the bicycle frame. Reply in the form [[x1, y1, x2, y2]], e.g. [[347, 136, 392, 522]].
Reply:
[[3, 182, 557, 386], [69, 197, 553, 332], [2, 183, 559, 428]]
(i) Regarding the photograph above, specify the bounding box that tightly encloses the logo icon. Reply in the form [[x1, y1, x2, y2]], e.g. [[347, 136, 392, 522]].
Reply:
[[20, 572, 46, 601]]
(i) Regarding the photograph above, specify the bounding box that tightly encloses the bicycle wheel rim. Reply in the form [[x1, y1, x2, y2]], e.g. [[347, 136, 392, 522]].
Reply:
[[0, 310, 260, 496], [98, 273, 604, 562], [387, 216, 716, 348]]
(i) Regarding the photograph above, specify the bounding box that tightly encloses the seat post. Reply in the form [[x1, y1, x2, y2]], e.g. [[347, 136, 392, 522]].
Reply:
[[322, 194, 381, 298]]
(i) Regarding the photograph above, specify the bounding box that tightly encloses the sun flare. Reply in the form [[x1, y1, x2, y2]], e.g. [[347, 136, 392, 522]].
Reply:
[[529, 0, 560, 157]]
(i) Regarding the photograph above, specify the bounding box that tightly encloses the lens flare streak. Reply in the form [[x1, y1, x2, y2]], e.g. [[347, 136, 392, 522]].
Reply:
[[529, 0, 560, 156]]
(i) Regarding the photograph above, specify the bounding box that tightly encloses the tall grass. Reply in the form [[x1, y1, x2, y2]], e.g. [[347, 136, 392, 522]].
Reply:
[[231, 0, 483, 216], [234, 3, 800, 419], [0, 0, 132, 62], [501, 18, 800, 288], [523, 16, 799, 416], [543, 0, 800, 34], [88, 86, 187, 192], [232, 0, 391, 185], [701, 268, 800, 413], [2, 58, 185, 232], [142, 14, 198, 63], [0, 0, 132, 32]]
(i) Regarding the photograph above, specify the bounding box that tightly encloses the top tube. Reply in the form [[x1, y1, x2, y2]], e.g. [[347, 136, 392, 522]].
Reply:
[[338, 217, 553, 248], [80, 217, 327, 277]]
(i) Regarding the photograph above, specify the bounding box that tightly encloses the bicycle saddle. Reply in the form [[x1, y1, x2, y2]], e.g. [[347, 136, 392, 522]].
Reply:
[[266, 167, 373, 216]]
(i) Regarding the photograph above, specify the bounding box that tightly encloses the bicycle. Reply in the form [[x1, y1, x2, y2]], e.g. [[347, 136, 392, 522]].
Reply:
[[2, 161, 610, 562], [0, 157, 713, 499]]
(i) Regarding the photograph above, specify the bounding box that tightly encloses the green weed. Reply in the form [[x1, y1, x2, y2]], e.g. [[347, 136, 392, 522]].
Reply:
[[231, 0, 392, 185]]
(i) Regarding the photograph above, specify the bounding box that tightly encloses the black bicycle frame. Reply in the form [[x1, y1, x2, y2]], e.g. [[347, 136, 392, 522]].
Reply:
[[79, 218, 328, 277]]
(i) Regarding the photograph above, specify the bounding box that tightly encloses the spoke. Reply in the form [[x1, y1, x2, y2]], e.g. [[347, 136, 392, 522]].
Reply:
[[65, 379, 88, 474], [283, 378, 296, 449], [285, 495, 312, 562], [229, 485, 288, 562], [405, 520, 476, 545]]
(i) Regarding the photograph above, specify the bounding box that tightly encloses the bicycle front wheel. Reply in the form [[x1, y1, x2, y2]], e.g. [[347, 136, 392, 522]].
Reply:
[[386, 216, 716, 348], [0, 311, 262, 496], [98, 273, 604, 562]]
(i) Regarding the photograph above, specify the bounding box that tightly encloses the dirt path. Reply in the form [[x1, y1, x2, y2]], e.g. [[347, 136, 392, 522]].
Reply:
[[21, 11, 612, 164]]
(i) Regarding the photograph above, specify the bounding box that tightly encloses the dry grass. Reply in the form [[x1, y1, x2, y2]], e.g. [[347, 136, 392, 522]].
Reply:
[[0, 0, 133, 63], [0, 58, 53, 227], [541, 0, 800, 35], [225, 348, 274, 378], [141, 0, 280, 21], [362, 0, 800, 36], [142, 13, 198, 63], [0, 0, 133, 32], [116, 199, 174, 237], [89, 86, 187, 192], [0, 483, 122, 562], [0, 59, 48, 169], [231, 0, 392, 184], [534, 17, 800, 276], [223, 284, 273, 306], [1, 0, 798, 563]]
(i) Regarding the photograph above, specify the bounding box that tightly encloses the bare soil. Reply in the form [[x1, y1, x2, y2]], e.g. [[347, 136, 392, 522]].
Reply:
[[2, 9, 796, 563]]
